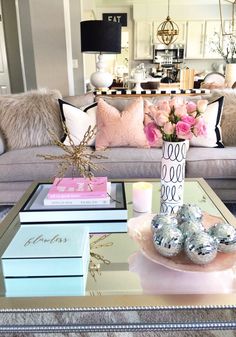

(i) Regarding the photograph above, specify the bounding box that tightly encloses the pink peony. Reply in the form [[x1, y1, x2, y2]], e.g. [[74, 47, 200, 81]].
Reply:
[[144, 122, 163, 146], [175, 121, 193, 140], [193, 117, 207, 137], [163, 122, 175, 135], [181, 115, 196, 126], [186, 101, 197, 114], [197, 100, 208, 113]]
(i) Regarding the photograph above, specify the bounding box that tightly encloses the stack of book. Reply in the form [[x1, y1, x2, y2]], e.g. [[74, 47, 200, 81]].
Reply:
[[44, 177, 111, 206], [19, 177, 128, 233]]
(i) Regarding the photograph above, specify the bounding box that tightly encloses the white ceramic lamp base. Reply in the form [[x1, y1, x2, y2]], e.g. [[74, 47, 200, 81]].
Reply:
[[90, 71, 113, 90], [90, 53, 113, 90]]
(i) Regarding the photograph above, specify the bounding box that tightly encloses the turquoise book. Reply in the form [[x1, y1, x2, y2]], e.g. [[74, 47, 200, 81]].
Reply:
[[1, 224, 90, 297]]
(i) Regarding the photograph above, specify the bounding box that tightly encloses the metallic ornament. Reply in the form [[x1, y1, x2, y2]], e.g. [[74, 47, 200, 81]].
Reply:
[[153, 225, 184, 257], [208, 222, 236, 253], [157, 16, 179, 46], [151, 213, 178, 232], [156, 0, 179, 46], [177, 203, 203, 224], [185, 232, 218, 265], [178, 220, 204, 239]]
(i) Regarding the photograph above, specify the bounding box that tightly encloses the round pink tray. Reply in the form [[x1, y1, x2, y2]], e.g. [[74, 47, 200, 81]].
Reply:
[[128, 213, 236, 273]]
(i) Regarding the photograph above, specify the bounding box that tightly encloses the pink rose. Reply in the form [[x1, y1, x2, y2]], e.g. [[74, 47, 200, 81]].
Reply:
[[176, 121, 193, 140], [193, 117, 207, 137], [163, 122, 175, 135], [157, 100, 171, 113], [197, 100, 208, 113], [181, 115, 196, 126], [144, 122, 163, 146], [148, 105, 158, 116], [174, 106, 187, 118], [186, 101, 197, 114], [154, 112, 169, 127], [169, 97, 185, 109]]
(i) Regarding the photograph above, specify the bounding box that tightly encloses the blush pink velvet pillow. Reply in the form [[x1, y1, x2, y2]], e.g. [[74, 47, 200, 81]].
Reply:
[[95, 97, 150, 150]]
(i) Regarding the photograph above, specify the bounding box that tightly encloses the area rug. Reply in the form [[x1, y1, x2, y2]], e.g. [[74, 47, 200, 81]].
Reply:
[[0, 309, 236, 336]]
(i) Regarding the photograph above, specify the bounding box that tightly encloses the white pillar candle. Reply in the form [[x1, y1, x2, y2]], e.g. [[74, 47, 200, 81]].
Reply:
[[132, 182, 153, 213]]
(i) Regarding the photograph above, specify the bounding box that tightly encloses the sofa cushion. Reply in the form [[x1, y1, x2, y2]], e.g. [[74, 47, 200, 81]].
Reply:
[[0, 145, 94, 183], [210, 89, 236, 146], [190, 96, 224, 148], [63, 91, 95, 108], [59, 99, 96, 146], [0, 89, 63, 150], [95, 97, 149, 150], [186, 147, 236, 179], [93, 147, 163, 178]]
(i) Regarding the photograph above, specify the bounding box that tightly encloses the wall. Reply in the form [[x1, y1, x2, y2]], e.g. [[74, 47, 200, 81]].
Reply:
[[17, 0, 37, 91], [133, 2, 231, 20], [1, 0, 24, 93], [28, 0, 69, 95]]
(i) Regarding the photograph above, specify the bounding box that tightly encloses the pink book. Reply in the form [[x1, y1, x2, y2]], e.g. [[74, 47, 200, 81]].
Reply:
[[47, 177, 108, 199]]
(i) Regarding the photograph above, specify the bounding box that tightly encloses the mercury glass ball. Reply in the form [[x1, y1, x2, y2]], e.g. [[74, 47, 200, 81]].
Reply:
[[177, 203, 203, 224], [151, 213, 178, 232], [153, 225, 184, 257], [178, 220, 204, 238], [185, 231, 218, 265], [208, 222, 236, 253]]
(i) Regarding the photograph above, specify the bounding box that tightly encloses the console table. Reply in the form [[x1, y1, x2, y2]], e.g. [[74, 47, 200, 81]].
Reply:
[[0, 178, 235, 334], [94, 88, 211, 97]]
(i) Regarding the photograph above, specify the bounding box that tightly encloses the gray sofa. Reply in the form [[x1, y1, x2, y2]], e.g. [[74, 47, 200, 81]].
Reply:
[[0, 89, 236, 205]]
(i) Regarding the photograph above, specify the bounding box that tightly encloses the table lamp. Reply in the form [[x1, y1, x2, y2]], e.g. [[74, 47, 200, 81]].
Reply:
[[80, 20, 122, 90]]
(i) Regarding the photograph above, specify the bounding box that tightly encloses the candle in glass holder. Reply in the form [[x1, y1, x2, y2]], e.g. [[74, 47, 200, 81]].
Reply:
[[132, 182, 153, 213]]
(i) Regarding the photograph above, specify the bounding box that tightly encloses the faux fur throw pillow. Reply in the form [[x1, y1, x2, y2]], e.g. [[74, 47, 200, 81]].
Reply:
[[210, 89, 236, 146], [0, 89, 63, 150]]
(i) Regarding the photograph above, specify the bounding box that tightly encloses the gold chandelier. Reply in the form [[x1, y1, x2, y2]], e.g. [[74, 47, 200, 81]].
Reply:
[[157, 0, 179, 46]]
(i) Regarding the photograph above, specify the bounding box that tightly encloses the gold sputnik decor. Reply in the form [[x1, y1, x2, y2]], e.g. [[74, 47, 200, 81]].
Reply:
[[89, 234, 113, 281], [157, 0, 179, 45], [38, 123, 107, 179]]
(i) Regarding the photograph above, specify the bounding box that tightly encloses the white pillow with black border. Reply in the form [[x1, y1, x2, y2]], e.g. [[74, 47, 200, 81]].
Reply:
[[190, 96, 224, 148], [59, 99, 97, 146]]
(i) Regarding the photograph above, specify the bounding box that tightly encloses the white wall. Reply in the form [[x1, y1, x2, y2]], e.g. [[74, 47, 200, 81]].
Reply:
[[133, 2, 231, 21], [29, 0, 69, 95]]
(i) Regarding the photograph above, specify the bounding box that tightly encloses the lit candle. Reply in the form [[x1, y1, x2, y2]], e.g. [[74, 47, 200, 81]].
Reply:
[[132, 182, 153, 213]]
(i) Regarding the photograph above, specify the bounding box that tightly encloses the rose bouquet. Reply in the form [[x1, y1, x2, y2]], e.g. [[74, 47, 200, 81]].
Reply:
[[144, 97, 208, 146]]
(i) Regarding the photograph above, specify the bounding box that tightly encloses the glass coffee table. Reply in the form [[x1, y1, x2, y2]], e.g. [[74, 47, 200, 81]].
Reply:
[[0, 178, 236, 333]]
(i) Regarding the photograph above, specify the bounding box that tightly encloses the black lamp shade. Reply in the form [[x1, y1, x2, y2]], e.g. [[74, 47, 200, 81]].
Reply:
[[80, 20, 121, 54]]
